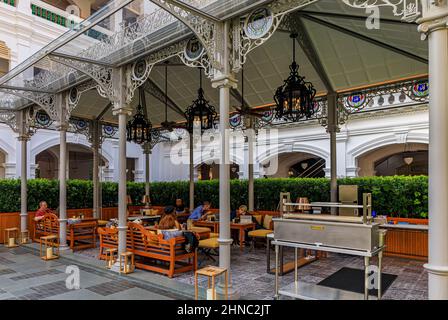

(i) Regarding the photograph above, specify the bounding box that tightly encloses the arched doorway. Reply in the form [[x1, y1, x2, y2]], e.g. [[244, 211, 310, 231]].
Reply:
[[35, 143, 106, 180], [267, 152, 326, 178], [357, 143, 428, 176], [197, 162, 240, 180]]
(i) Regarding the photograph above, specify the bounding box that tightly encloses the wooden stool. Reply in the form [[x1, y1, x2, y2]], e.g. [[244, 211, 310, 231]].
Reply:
[[105, 248, 118, 269], [20, 230, 30, 244], [195, 266, 228, 300], [119, 251, 135, 274], [3, 227, 19, 248], [40, 235, 59, 260]]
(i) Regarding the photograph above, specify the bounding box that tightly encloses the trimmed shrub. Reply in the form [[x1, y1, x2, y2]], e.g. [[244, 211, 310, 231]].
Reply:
[[0, 176, 428, 218]]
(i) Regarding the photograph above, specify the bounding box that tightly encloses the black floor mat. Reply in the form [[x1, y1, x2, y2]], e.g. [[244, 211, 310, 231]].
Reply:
[[317, 267, 397, 296]]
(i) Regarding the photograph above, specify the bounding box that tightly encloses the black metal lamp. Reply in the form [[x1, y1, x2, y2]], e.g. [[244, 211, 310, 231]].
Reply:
[[185, 68, 217, 133], [274, 33, 317, 122], [126, 87, 152, 144]]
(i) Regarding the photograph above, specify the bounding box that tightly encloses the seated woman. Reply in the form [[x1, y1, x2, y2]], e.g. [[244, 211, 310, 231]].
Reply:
[[34, 201, 53, 221], [157, 206, 182, 239]]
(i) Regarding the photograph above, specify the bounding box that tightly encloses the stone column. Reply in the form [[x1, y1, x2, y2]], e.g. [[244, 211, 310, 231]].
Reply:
[[189, 135, 195, 211], [18, 134, 29, 233], [57, 123, 69, 250], [91, 121, 101, 219], [418, 2, 448, 299], [143, 143, 152, 207], [116, 109, 130, 255], [247, 118, 255, 212], [327, 93, 338, 214]]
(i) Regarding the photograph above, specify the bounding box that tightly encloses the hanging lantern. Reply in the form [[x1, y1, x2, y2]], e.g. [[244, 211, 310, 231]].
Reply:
[[126, 88, 152, 144], [274, 33, 316, 122], [185, 68, 217, 134]]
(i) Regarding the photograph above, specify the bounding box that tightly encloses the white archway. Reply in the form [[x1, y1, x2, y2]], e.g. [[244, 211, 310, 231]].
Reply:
[[347, 132, 429, 177]]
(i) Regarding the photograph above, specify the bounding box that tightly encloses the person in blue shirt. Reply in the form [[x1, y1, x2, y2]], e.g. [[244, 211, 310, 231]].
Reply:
[[188, 201, 212, 221]]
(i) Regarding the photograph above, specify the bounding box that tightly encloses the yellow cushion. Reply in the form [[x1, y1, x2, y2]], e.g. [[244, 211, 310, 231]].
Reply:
[[252, 215, 263, 225], [199, 238, 220, 249], [210, 233, 219, 238], [98, 220, 108, 226], [263, 215, 273, 230], [248, 229, 273, 238]]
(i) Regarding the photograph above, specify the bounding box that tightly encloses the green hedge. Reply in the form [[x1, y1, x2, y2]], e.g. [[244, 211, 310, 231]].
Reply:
[[0, 176, 428, 218]]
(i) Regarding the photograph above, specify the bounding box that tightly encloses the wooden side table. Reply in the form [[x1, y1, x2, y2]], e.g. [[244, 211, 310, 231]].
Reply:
[[4, 227, 19, 248], [20, 230, 30, 244], [119, 251, 135, 274], [105, 248, 118, 269], [195, 266, 228, 300], [40, 235, 59, 260]]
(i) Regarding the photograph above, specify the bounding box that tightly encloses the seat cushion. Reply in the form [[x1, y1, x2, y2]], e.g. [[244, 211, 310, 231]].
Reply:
[[209, 233, 219, 238], [263, 215, 273, 230], [199, 238, 220, 249], [252, 215, 263, 225], [248, 229, 273, 238], [97, 220, 108, 227]]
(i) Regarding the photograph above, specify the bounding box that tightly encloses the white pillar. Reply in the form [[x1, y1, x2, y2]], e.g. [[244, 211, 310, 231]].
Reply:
[[143, 143, 151, 207], [419, 5, 448, 298], [189, 135, 195, 211], [58, 127, 68, 250], [19, 136, 29, 233], [327, 93, 338, 213], [117, 110, 128, 255], [247, 119, 255, 212], [92, 121, 100, 219]]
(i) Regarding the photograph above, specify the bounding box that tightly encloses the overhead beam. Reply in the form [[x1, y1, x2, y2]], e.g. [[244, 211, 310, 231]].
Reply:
[[288, 15, 335, 92], [230, 88, 250, 110], [96, 102, 112, 121], [301, 14, 428, 64], [302, 10, 417, 25], [49, 52, 116, 68], [143, 79, 185, 117], [0, 85, 55, 94], [149, 0, 221, 22]]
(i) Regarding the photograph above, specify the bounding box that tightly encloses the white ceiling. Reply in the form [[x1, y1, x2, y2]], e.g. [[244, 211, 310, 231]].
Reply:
[[70, 0, 428, 125]]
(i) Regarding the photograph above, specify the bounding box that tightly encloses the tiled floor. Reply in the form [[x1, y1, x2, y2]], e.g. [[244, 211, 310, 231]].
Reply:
[[0, 245, 186, 300], [75, 242, 428, 300], [1, 243, 428, 300]]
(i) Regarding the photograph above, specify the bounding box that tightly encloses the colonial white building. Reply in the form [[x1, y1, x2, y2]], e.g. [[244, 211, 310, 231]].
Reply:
[[0, 0, 429, 182]]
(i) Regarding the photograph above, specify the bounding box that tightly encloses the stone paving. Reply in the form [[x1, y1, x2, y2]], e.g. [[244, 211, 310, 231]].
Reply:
[[0, 245, 187, 300], [0, 243, 428, 300]]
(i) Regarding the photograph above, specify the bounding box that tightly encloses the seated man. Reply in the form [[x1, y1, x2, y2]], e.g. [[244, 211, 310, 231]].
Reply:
[[34, 201, 53, 221], [175, 198, 187, 214], [188, 201, 212, 221]]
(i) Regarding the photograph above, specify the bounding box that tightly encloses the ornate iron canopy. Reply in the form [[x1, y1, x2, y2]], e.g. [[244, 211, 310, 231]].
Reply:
[[126, 87, 152, 144], [274, 33, 317, 122], [185, 68, 217, 133]]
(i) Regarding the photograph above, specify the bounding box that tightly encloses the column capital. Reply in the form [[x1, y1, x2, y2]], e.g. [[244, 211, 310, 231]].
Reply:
[[17, 134, 31, 142], [54, 121, 69, 131], [112, 105, 133, 116], [418, 2, 448, 38], [211, 75, 238, 90], [142, 143, 153, 155]]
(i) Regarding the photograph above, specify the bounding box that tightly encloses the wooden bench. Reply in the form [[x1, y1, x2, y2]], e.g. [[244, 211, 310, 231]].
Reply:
[[98, 222, 197, 278], [33, 213, 97, 251]]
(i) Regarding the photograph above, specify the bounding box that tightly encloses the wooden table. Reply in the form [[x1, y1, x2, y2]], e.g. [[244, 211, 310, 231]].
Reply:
[[193, 220, 256, 251]]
